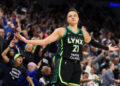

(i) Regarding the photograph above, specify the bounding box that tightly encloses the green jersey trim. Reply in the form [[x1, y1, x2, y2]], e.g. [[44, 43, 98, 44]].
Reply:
[[58, 39, 68, 85], [68, 83, 80, 86], [67, 26, 80, 35], [62, 28, 67, 38]]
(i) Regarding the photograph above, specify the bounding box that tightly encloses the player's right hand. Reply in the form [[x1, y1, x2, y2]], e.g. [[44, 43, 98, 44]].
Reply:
[[15, 33, 26, 42]]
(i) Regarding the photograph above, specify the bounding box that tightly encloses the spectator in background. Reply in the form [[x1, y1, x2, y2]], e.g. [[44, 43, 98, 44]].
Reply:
[[0, 8, 5, 28], [112, 57, 120, 79], [1, 39, 34, 86], [31, 37, 42, 64], [38, 66, 51, 86], [88, 67, 100, 86], [100, 55, 111, 70], [102, 32, 113, 45], [85, 58, 92, 74], [8, 36, 24, 59], [0, 28, 6, 58], [90, 46, 100, 57], [102, 62, 120, 86], [18, 62, 42, 86], [80, 72, 89, 86], [100, 68, 106, 78], [101, 68, 106, 75], [23, 43, 34, 67], [0, 26, 6, 84], [0, 7, 12, 37], [22, 30, 29, 39], [36, 59, 52, 86], [0, 27, 4, 38], [41, 52, 53, 68]]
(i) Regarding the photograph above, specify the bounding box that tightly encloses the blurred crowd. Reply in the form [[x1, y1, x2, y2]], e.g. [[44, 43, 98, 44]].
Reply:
[[0, 0, 120, 86]]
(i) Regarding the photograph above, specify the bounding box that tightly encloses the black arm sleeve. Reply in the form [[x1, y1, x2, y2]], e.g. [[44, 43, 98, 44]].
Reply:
[[41, 45, 50, 57], [89, 39, 109, 50]]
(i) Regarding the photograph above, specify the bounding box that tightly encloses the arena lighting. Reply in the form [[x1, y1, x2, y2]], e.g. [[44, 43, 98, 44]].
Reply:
[[109, 1, 120, 7]]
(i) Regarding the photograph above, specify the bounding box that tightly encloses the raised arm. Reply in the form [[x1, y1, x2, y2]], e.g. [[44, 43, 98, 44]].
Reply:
[[15, 27, 65, 46], [26, 76, 34, 86], [81, 26, 119, 51], [16, 17, 22, 32], [1, 40, 15, 63]]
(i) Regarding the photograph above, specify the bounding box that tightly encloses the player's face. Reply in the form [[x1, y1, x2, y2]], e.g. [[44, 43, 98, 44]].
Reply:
[[67, 11, 79, 25]]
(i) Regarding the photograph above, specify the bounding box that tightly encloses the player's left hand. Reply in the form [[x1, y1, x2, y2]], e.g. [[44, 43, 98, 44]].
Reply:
[[108, 44, 119, 51]]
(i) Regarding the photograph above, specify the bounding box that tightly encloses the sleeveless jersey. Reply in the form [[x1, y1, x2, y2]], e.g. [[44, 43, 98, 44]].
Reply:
[[58, 26, 85, 61]]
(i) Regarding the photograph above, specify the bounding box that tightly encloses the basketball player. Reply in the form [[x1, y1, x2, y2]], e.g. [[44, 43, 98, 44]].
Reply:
[[15, 8, 119, 86]]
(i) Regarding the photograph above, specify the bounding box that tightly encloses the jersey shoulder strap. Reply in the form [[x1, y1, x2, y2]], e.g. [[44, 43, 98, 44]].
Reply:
[[61, 26, 67, 38]]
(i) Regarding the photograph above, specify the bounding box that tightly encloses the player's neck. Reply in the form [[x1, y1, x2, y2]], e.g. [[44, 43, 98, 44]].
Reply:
[[68, 24, 78, 31]]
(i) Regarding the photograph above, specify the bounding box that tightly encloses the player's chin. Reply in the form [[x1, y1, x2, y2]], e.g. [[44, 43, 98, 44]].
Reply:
[[70, 23, 78, 26], [69, 21, 78, 25]]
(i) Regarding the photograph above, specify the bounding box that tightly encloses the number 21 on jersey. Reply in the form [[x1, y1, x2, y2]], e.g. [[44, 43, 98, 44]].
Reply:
[[72, 45, 79, 52]]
